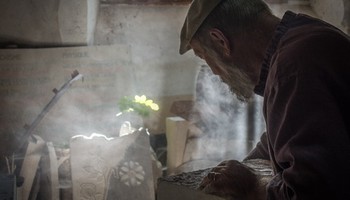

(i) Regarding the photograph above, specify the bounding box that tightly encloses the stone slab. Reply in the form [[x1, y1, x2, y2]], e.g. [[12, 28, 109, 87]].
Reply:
[[70, 130, 155, 200]]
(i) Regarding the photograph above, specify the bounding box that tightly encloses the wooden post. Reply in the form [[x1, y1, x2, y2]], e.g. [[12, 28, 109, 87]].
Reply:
[[165, 117, 189, 175]]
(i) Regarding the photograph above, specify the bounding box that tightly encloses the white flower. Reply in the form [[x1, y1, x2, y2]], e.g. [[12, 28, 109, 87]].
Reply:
[[118, 161, 145, 186]]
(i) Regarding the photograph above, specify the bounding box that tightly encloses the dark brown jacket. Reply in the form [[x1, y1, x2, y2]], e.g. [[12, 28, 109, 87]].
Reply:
[[249, 11, 350, 199]]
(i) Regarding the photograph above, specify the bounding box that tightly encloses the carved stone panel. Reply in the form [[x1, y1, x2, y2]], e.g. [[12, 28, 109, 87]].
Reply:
[[70, 130, 155, 200]]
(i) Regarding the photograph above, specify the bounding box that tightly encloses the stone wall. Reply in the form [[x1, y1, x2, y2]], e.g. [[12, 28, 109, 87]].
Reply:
[[0, 0, 99, 47], [310, 0, 349, 34]]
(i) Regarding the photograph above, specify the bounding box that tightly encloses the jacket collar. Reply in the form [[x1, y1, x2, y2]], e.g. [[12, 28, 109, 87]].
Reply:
[[254, 11, 297, 96]]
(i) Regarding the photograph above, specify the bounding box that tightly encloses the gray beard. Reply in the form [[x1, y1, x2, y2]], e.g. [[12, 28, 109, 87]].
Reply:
[[214, 59, 255, 102], [201, 44, 256, 102]]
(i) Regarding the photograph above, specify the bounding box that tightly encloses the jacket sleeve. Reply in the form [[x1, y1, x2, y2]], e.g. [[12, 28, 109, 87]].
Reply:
[[243, 132, 270, 161], [264, 64, 350, 199]]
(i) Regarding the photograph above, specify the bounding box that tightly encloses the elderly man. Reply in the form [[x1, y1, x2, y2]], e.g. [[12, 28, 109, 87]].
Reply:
[[179, 0, 350, 199]]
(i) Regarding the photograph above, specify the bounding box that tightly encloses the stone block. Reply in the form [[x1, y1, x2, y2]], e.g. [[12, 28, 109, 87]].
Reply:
[[70, 131, 155, 200]]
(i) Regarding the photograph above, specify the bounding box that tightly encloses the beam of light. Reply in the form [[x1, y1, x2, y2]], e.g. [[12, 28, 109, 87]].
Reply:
[[71, 133, 114, 141]]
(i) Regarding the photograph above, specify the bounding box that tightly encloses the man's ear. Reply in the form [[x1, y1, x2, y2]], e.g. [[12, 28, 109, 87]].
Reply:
[[208, 28, 231, 56]]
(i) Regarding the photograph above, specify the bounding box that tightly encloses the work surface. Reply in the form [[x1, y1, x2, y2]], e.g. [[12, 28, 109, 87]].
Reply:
[[157, 159, 273, 200]]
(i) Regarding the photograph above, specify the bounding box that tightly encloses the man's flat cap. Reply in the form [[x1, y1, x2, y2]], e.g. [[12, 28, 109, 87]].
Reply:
[[179, 0, 223, 54]]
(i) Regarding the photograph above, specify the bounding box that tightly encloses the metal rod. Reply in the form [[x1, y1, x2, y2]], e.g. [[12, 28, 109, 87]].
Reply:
[[15, 70, 83, 153]]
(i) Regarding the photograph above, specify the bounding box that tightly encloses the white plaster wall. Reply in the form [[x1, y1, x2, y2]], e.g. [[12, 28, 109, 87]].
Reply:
[[88, 0, 100, 45], [58, 0, 100, 45], [310, 0, 346, 32], [0, 0, 61, 45], [269, 3, 316, 17], [94, 4, 201, 97], [0, 0, 99, 46]]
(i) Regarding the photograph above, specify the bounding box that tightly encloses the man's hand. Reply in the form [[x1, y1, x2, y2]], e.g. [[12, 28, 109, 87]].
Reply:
[[199, 160, 266, 200]]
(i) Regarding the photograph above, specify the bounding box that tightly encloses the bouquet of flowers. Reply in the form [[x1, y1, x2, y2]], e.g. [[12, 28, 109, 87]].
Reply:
[[117, 95, 159, 118]]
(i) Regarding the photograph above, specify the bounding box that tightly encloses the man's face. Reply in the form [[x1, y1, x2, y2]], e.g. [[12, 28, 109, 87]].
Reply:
[[190, 39, 255, 102]]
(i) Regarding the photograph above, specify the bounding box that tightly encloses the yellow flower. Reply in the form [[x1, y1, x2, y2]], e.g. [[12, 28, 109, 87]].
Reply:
[[150, 103, 159, 111], [134, 95, 147, 104], [126, 108, 134, 112], [145, 99, 153, 106], [118, 95, 159, 117]]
